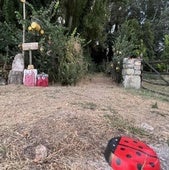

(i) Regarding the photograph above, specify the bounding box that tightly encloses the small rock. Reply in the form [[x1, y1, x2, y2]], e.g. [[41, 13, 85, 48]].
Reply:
[[0, 76, 6, 85], [151, 143, 169, 170], [34, 144, 47, 163], [140, 122, 154, 133]]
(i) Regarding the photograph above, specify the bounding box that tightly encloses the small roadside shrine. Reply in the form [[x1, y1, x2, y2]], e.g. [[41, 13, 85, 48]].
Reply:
[[22, 41, 48, 87], [8, 0, 48, 87]]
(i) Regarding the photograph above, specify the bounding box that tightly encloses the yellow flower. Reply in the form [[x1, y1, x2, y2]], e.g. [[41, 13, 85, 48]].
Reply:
[[40, 29, 44, 35], [116, 67, 120, 71], [31, 22, 41, 31], [28, 26, 32, 31], [40, 46, 44, 52]]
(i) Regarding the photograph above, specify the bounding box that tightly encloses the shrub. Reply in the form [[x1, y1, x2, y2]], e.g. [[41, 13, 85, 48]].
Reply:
[[23, 2, 88, 85], [58, 31, 87, 85]]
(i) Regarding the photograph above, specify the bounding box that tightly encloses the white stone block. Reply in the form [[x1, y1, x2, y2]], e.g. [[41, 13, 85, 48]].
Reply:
[[123, 75, 141, 89], [134, 65, 141, 70], [126, 64, 134, 69], [122, 69, 134, 75], [12, 53, 24, 72], [123, 58, 128, 64], [134, 70, 141, 75], [134, 60, 142, 66], [126, 59, 135, 65]]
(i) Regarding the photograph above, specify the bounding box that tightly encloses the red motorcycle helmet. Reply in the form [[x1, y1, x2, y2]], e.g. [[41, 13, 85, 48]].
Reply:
[[104, 136, 161, 170]]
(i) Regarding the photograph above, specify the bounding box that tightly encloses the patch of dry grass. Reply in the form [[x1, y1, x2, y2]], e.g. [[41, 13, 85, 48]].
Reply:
[[0, 74, 169, 169], [0, 110, 113, 169]]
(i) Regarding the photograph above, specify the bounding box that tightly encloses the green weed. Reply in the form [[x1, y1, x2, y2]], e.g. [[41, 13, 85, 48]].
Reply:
[[104, 113, 149, 138]]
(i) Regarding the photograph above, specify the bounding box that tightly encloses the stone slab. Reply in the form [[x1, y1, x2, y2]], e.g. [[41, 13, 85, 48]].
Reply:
[[123, 75, 141, 89]]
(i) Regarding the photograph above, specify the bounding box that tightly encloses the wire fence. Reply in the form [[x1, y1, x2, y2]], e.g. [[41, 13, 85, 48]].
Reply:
[[142, 60, 169, 98]]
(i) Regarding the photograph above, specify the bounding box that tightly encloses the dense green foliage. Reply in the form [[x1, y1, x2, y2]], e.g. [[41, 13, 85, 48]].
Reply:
[[162, 35, 169, 62], [26, 1, 87, 85], [58, 33, 87, 85], [0, 0, 169, 84], [2, 0, 21, 23]]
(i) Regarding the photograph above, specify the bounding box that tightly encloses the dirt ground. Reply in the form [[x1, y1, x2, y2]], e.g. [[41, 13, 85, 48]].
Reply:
[[0, 73, 169, 170]]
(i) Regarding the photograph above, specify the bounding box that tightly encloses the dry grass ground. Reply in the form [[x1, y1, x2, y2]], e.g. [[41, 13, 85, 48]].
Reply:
[[0, 73, 169, 170], [142, 81, 169, 97], [142, 73, 169, 96]]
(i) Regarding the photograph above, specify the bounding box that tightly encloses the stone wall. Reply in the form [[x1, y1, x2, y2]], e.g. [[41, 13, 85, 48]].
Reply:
[[122, 58, 142, 89]]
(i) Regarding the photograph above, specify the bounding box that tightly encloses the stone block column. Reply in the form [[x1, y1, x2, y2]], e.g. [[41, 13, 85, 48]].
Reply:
[[122, 58, 142, 89]]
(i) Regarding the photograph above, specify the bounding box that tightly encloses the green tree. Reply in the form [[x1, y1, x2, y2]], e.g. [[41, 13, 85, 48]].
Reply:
[[141, 21, 154, 59], [2, 0, 21, 23], [114, 19, 142, 58], [25, 1, 87, 85], [82, 0, 109, 44], [162, 34, 169, 60], [0, 21, 22, 69], [60, 0, 109, 46], [60, 0, 88, 32], [1, 0, 168, 67]]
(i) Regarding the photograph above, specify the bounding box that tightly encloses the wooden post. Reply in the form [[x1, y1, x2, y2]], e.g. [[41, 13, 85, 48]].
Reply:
[[29, 50, 32, 65], [22, 42, 38, 66], [22, 0, 26, 59]]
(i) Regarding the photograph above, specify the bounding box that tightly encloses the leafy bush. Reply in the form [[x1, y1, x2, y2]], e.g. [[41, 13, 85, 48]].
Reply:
[[58, 31, 87, 85], [162, 34, 169, 61], [0, 21, 21, 58], [23, 2, 88, 85], [111, 19, 149, 83]]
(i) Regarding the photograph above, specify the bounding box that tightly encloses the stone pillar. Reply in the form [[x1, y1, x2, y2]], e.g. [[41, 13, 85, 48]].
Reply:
[[122, 58, 142, 89], [8, 53, 24, 85]]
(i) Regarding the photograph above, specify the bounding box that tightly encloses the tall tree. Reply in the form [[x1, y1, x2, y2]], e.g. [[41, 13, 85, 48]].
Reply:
[[60, 0, 109, 45], [108, 0, 128, 32], [82, 0, 109, 44], [61, 0, 88, 32], [2, 0, 21, 23]]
